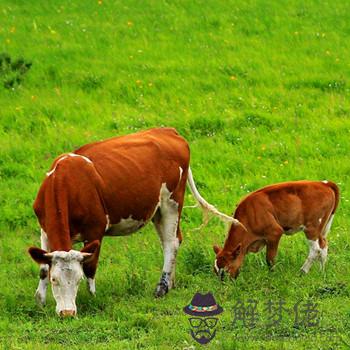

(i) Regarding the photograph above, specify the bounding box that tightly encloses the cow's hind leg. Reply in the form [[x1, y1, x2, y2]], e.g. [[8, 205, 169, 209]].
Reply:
[[301, 226, 327, 273], [319, 213, 335, 269], [153, 185, 183, 298], [300, 239, 321, 274], [35, 229, 49, 306], [301, 210, 333, 273]]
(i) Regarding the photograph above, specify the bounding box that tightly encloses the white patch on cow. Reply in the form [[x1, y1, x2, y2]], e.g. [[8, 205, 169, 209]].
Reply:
[[323, 214, 334, 237], [46, 155, 68, 176], [301, 240, 321, 274], [322, 180, 329, 184], [318, 218, 322, 224], [285, 225, 305, 235], [105, 214, 111, 232], [153, 183, 179, 292], [35, 229, 50, 306], [39, 228, 49, 251], [46, 250, 86, 315], [87, 278, 96, 295], [68, 152, 92, 164], [320, 245, 328, 270], [46, 153, 92, 176], [107, 215, 145, 236], [214, 259, 219, 274], [178, 166, 183, 183]]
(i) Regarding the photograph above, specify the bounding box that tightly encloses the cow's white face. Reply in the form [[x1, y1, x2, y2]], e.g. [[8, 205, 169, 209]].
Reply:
[[29, 241, 99, 317], [48, 251, 86, 316]]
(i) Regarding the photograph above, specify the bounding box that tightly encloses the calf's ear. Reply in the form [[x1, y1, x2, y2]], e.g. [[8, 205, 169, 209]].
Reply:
[[80, 240, 100, 263], [213, 244, 222, 254], [231, 243, 242, 260], [28, 247, 52, 265]]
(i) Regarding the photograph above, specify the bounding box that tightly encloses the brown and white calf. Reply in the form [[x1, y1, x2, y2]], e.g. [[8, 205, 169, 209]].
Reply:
[[28, 127, 235, 316], [213, 180, 339, 279]]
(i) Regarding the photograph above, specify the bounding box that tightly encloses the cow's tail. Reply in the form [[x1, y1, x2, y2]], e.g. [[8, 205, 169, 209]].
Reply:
[[324, 180, 340, 214], [186, 166, 240, 226]]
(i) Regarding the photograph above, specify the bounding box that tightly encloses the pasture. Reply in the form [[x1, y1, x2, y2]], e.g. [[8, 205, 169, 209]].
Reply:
[[0, 0, 350, 349]]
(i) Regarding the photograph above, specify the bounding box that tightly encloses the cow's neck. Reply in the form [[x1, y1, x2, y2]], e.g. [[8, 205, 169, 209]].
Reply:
[[43, 177, 73, 252]]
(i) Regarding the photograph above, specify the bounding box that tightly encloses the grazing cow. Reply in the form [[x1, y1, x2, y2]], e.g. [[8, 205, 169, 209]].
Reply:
[[213, 180, 339, 279], [29, 127, 236, 316]]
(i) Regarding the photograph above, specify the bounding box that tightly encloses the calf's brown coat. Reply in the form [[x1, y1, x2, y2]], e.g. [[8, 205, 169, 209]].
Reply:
[[214, 180, 339, 278]]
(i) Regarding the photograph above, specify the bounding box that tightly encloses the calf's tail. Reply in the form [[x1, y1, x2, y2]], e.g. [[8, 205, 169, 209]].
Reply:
[[324, 180, 340, 214]]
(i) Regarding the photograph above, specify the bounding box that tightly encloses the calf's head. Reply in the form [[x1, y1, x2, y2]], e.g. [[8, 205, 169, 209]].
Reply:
[[213, 243, 244, 279], [213, 222, 250, 280], [29, 240, 99, 317]]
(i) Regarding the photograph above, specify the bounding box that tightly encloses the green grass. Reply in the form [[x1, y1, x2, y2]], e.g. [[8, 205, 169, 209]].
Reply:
[[1, 0, 350, 348]]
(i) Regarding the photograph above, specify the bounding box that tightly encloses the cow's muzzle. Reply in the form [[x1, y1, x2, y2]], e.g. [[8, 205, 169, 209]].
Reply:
[[213, 260, 225, 281], [59, 309, 76, 317]]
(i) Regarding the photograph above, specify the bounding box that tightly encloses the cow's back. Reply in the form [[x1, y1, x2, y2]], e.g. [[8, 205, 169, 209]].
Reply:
[[235, 181, 337, 234], [74, 128, 190, 222]]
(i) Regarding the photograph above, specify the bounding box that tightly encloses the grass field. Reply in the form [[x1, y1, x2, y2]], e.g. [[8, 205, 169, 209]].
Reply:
[[1, 0, 350, 349]]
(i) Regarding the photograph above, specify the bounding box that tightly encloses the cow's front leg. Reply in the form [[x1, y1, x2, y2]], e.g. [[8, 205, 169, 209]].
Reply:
[[35, 229, 49, 306], [153, 204, 180, 298], [87, 277, 96, 295], [156, 236, 180, 297], [82, 241, 101, 296], [266, 230, 282, 270]]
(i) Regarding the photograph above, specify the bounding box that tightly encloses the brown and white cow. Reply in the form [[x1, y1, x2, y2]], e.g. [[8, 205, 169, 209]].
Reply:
[[28, 127, 236, 316], [213, 180, 339, 279]]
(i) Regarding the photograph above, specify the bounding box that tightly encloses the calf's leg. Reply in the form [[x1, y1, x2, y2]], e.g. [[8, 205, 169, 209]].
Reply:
[[35, 229, 50, 306], [301, 212, 333, 273], [318, 212, 335, 270], [318, 236, 328, 270], [300, 239, 321, 274], [266, 227, 283, 269]]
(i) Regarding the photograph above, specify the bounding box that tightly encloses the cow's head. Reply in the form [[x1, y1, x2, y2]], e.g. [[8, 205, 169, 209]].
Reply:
[[213, 243, 244, 280], [29, 240, 99, 317]]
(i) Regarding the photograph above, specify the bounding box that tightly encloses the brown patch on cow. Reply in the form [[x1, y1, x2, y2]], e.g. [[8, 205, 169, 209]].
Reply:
[[39, 267, 48, 279]]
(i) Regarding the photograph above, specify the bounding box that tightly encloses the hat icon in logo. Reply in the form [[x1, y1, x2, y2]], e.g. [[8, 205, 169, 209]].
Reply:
[[183, 292, 223, 345]]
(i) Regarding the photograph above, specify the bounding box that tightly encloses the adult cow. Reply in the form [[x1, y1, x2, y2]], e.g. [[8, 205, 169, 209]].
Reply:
[[29, 127, 236, 316], [213, 180, 339, 279]]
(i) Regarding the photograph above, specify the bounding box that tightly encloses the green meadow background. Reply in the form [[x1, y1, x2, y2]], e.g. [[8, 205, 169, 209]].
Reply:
[[0, 0, 350, 349]]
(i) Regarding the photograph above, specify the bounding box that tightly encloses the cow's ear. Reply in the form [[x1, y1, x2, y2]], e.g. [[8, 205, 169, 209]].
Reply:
[[231, 243, 242, 260], [28, 247, 52, 265], [213, 244, 222, 255], [80, 240, 100, 263]]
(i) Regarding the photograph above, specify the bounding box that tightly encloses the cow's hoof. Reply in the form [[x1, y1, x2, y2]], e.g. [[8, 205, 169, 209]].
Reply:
[[87, 278, 96, 296], [34, 290, 46, 306], [266, 261, 275, 271], [154, 284, 168, 298], [299, 268, 308, 276]]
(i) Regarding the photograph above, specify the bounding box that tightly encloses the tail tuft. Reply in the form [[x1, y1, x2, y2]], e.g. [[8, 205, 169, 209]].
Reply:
[[186, 167, 240, 226]]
